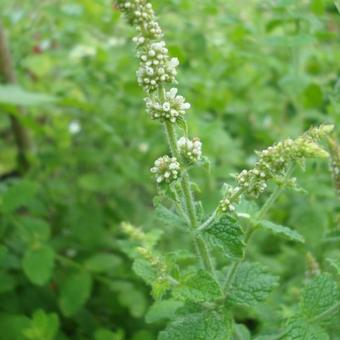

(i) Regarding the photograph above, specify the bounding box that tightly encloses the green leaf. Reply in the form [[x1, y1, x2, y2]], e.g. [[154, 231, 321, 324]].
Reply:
[[110, 281, 147, 318], [0, 271, 15, 293], [260, 220, 305, 243], [233, 324, 251, 340], [154, 203, 186, 230], [0, 314, 30, 340], [158, 310, 232, 340], [335, 0, 340, 13], [132, 259, 157, 285], [301, 274, 338, 320], [22, 245, 55, 286], [16, 217, 50, 244], [326, 257, 340, 274], [174, 270, 221, 303], [0, 85, 56, 106], [1, 180, 37, 214], [310, 0, 325, 15], [283, 317, 329, 340], [204, 215, 245, 260], [145, 299, 184, 324], [229, 262, 279, 307], [94, 328, 124, 340], [23, 309, 59, 340], [84, 253, 122, 273], [59, 271, 92, 316], [302, 83, 323, 109], [152, 278, 171, 300], [235, 199, 259, 221]]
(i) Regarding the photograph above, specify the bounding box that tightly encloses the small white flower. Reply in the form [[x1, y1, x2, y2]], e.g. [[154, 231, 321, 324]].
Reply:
[[69, 120, 81, 134], [177, 137, 202, 162], [163, 102, 171, 111], [150, 155, 181, 184]]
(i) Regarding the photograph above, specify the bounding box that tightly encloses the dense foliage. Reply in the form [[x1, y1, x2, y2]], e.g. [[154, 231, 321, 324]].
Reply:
[[0, 1, 339, 339]]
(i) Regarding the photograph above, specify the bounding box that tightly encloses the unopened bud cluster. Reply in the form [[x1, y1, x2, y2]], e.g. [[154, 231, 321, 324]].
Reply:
[[177, 137, 202, 163], [145, 88, 190, 123], [116, 0, 201, 186], [219, 186, 241, 213], [219, 125, 333, 213], [137, 43, 179, 92], [305, 252, 321, 279], [121, 222, 147, 242], [116, 0, 162, 40], [117, 0, 180, 93], [150, 155, 180, 183]]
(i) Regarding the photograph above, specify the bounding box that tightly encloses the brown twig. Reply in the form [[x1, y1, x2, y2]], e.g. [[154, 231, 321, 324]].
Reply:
[[0, 21, 31, 174]]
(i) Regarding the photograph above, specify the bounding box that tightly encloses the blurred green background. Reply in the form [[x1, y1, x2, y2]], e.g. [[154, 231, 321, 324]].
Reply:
[[0, 0, 339, 339]]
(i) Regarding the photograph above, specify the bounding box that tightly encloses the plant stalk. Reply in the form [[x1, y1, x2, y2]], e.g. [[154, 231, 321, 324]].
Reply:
[[223, 165, 295, 291], [164, 121, 216, 275], [0, 22, 31, 173]]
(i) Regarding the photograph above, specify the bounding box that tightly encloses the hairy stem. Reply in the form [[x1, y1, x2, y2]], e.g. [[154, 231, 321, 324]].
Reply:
[[223, 165, 295, 291], [0, 22, 31, 173], [198, 188, 245, 233], [164, 121, 216, 275]]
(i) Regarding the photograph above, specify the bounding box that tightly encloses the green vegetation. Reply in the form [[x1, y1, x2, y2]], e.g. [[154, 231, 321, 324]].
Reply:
[[0, 0, 339, 339]]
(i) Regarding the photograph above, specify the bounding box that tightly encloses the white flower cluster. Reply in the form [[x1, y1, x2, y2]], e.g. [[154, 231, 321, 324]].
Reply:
[[117, 0, 162, 40], [117, 1, 179, 92], [150, 155, 180, 183], [145, 88, 190, 123], [177, 137, 202, 163], [137, 42, 179, 92]]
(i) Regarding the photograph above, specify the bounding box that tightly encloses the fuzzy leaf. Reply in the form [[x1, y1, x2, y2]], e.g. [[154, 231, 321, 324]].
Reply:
[[1, 180, 37, 213], [236, 199, 259, 221], [22, 245, 55, 286], [174, 270, 221, 303], [326, 257, 340, 274], [260, 220, 305, 243], [84, 253, 122, 273], [132, 259, 157, 285], [145, 299, 184, 324], [23, 309, 59, 340], [204, 216, 245, 260], [228, 262, 279, 307], [158, 310, 232, 340], [16, 217, 51, 244], [59, 271, 92, 316], [283, 317, 329, 340], [301, 274, 338, 320], [154, 203, 186, 230], [233, 324, 251, 340]]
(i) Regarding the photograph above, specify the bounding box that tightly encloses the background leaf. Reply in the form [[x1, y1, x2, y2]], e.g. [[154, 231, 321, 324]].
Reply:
[[22, 245, 55, 286], [58, 271, 92, 316]]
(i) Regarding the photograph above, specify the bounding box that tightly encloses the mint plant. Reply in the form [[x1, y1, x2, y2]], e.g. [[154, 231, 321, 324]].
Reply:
[[116, 1, 339, 338]]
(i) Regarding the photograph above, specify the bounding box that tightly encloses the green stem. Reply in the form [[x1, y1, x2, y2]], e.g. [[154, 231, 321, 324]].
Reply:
[[223, 165, 295, 292], [198, 188, 245, 233], [164, 121, 216, 276], [222, 226, 255, 290]]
